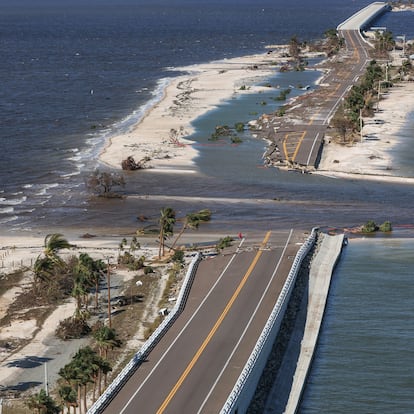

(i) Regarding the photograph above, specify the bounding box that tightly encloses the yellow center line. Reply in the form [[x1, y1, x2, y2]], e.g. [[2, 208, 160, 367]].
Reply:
[[283, 133, 290, 160], [156, 231, 272, 414], [291, 130, 307, 161], [326, 82, 341, 99]]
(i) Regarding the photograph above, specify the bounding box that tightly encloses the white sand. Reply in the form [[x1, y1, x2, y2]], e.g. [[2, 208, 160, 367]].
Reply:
[[317, 82, 414, 183], [2, 47, 414, 396], [0, 233, 159, 391], [99, 48, 289, 172]]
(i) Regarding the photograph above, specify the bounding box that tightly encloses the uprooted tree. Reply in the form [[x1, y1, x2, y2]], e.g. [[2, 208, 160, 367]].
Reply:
[[121, 155, 150, 171], [87, 169, 125, 197]]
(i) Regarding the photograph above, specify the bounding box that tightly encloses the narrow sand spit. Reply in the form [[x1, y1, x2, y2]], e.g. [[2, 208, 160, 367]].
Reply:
[[1, 50, 414, 399], [317, 82, 414, 183], [99, 48, 291, 172]]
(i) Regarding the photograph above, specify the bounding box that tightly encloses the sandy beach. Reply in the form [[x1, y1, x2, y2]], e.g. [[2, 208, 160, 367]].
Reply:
[[317, 81, 414, 183], [2, 42, 414, 403], [99, 48, 290, 172], [0, 232, 174, 397], [99, 43, 414, 185]]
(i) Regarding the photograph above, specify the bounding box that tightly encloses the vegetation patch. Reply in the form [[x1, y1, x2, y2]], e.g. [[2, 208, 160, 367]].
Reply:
[[361, 220, 392, 233]]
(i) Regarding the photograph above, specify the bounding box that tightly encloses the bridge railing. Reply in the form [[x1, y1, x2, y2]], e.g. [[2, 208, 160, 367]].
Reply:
[[337, 2, 389, 31], [87, 252, 202, 414], [220, 228, 318, 414]]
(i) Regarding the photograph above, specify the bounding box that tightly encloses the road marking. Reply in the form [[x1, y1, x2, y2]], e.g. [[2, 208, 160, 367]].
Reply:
[[292, 130, 307, 162], [306, 132, 320, 166], [119, 237, 247, 414], [283, 115, 315, 162], [197, 229, 293, 413], [155, 231, 272, 414]]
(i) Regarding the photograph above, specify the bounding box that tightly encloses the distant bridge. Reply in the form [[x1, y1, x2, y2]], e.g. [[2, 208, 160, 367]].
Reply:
[[337, 2, 390, 31]]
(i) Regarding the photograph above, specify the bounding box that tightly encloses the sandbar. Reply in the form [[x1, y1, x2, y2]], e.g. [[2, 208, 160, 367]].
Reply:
[[317, 81, 414, 184], [99, 48, 290, 173]]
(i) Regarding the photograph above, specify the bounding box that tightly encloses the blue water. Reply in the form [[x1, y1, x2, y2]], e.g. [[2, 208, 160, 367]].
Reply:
[[300, 237, 414, 413], [1, 2, 414, 411], [1, 0, 404, 229]]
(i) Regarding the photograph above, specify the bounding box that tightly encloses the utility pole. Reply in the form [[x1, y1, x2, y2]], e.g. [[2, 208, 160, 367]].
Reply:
[[44, 362, 49, 396], [107, 258, 112, 328], [359, 108, 363, 143]]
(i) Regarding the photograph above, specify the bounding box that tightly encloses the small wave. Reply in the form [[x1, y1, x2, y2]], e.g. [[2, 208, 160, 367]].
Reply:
[[18, 208, 36, 214], [0, 215, 18, 224], [0, 206, 14, 214], [61, 170, 82, 178], [67, 153, 83, 162], [0, 195, 27, 205], [35, 183, 59, 196], [77, 77, 174, 165], [109, 77, 172, 135]]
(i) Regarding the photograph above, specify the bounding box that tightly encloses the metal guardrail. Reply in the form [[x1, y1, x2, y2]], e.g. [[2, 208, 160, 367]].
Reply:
[[220, 228, 318, 414], [87, 252, 202, 414]]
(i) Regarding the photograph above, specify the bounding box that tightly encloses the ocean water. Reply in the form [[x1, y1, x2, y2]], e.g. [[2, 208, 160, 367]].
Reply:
[[3, 0, 413, 232], [1, 2, 414, 411], [300, 238, 414, 413]]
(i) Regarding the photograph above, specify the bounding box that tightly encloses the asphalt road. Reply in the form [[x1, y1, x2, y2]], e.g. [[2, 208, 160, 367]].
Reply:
[[263, 28, 372, 170], [102, 230, 306, 414]]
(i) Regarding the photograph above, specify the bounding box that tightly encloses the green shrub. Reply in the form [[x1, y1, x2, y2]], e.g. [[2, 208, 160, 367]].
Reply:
[[216, 236, 234, 251], [171, 250, 185, 264], [118, 252, 145, 270], [379, 221, 392, 232], [231, 136, 243, 144], [361, 220, 379, 233], [277, 106, 286, 117], [235, 122, 244, 132]]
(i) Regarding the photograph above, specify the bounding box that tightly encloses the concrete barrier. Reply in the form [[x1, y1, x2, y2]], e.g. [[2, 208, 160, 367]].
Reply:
[[337, 2, 390, 31], [87, 253, 202, 414], [220, 228, 318, 414]]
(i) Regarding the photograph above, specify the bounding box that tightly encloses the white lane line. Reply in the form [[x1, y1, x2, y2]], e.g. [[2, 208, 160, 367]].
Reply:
[[119, 238, 246, 413], [196, 229, 294, 414]]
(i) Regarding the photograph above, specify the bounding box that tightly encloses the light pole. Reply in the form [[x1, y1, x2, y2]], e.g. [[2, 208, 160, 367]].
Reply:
[[106, 257, 112, 328]]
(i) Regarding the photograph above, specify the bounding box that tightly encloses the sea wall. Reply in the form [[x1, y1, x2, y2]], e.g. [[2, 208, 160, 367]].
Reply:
[[221, 232, 345, 414]]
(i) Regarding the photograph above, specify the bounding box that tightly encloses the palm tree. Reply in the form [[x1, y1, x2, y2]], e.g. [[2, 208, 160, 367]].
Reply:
[[59, 346, 106, 413], [170, 209, 212, 251], [26, 389, 60, 414], [374, 30, 395, 56], [33, 233, 72, 288], [43, 233, 72, 258], [69, 253, 107, 316], [58, 384, 78, 414], [93, 325, 122, 359], [158, 207, 176, 258], [59, 363, 81, 413], [33, 256, 56, 288], [76, 253, 105, 309]]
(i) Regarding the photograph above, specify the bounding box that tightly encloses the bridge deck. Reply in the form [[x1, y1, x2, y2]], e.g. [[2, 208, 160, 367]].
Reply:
[[102, 231, 305, 414], [260, 2, 390, 172], [338, 2, 390, 31]]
